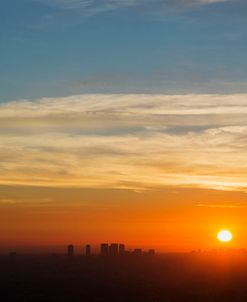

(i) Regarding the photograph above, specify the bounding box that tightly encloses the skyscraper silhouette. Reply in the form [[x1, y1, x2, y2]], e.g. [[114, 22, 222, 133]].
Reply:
[[133, 249, 142, 257], [100, 243, 109, 256], [67, 244, 74, 257], [148, 249, 155, 256], [109, 243, 118, 256], [85, 244, 91, 257], [119, 244, 125, 256]]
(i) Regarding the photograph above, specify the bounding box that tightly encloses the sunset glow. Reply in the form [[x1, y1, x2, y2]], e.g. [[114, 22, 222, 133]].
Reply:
[[1, 0, 247, 255]]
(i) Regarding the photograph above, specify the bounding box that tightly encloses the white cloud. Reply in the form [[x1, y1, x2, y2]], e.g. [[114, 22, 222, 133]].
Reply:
[[0, 93, 247, 191]]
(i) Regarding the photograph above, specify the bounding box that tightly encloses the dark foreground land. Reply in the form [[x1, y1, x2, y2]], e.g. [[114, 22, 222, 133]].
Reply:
[[1, 251, 247, 302]]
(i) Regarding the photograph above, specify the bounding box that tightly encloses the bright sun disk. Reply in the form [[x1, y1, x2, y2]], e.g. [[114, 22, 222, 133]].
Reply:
[[217, 230, 232, 243]]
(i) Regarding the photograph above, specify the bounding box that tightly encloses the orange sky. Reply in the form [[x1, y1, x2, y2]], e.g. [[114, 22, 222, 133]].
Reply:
[[1, 185, 247, 252], [1, 94, 247, 252]]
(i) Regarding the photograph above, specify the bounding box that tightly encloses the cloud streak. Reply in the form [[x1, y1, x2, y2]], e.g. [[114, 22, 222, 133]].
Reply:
[[34, 0, 231, 16], [196, 203, 247, 208], [0, 93, 247, 191]]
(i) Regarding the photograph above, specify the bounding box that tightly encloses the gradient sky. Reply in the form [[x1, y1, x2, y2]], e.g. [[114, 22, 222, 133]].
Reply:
[[1, 0, 247, 252]]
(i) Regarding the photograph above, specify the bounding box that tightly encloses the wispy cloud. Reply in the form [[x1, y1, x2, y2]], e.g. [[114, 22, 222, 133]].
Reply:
[[34, 0, 231, 16], [0, 93, 247, 191], [0, 199, 19, 205], [197, 203, 247, 208]]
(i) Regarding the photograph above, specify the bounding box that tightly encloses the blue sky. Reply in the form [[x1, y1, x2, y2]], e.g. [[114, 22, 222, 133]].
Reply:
[[1, 0, 247, 101]]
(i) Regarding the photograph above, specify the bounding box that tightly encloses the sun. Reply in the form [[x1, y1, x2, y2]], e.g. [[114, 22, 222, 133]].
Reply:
[[217, 230, 233, 243]]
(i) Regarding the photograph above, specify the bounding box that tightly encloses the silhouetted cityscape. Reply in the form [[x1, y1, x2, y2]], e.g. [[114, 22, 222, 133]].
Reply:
[[66, 243, 156, 258], [2, 247, 247, 301]]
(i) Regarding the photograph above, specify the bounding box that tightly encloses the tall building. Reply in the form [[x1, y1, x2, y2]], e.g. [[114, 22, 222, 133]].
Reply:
[[67, 244, 74, 257], [100, 243, 109, 256], [133, 249, 142, 257], [85, 244, 91, 257], [148, 249, 155, 256], [119, 244, 125, 256], [109, 243, 119, 256]]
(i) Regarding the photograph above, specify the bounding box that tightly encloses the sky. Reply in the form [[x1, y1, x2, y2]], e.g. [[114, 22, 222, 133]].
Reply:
[[2, 0, 247, 99], [1, 0, 247, 252]]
